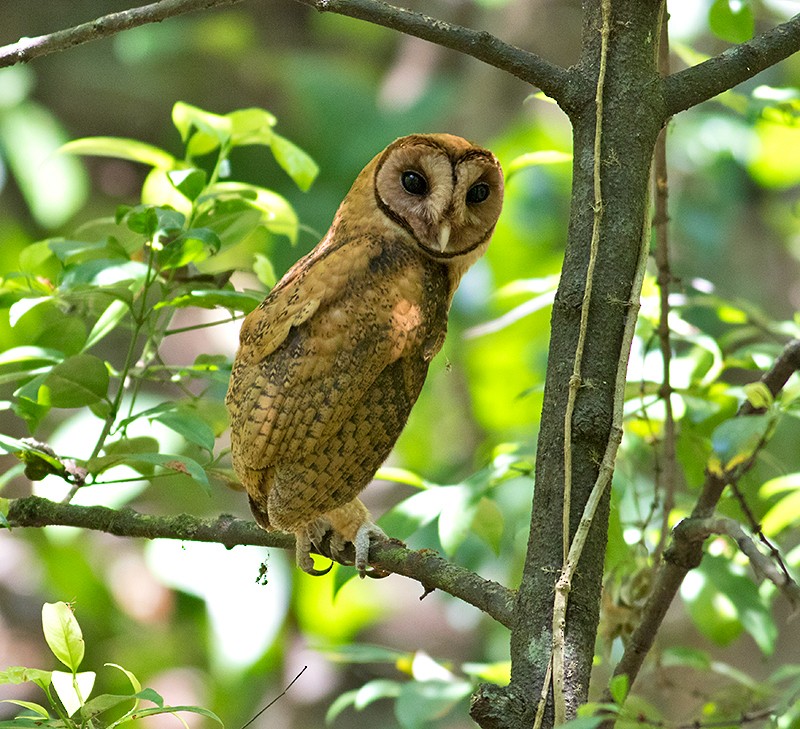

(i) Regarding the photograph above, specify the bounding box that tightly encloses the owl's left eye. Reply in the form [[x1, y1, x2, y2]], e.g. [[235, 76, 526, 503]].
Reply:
[[401, 170, 428, 196], [466, 182, 491, 204]]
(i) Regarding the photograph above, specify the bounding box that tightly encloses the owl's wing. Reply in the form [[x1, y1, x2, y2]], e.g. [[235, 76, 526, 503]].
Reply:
[[227, 237, 433, 472]]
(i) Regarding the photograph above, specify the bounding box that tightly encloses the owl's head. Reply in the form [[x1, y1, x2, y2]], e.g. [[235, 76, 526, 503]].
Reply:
[[370, 134, 504, 264]]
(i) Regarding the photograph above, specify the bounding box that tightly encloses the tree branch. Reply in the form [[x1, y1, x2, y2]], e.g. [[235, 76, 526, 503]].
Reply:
[[609, 338, 800, 695], [665, 13, 800, 116], [0, 0, 244, 69], [4, 495, 515, 628], [292, 0, 573, 109]]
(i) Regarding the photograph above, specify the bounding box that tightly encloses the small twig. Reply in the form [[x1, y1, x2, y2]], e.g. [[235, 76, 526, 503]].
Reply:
[[674, 516, 800, 606], [0, 0, 244, 69], [652, 5, 677, 564], [240, 665, 307, 729]]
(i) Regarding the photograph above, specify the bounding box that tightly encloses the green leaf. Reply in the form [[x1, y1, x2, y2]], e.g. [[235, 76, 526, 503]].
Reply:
[[42, 602, 85, 672], [683, 555, 777, 654], [0, 101, 89, 228], [269, 132, 318, 191], [438, 485, 478, 556], [379, 487, 450, 541], [761, 486, 800, 537], [39, 354, 109, 408], [709, 0, 754, 43], [326, 689, 359, 724], [167, 168, 207, 201], [79, 693, 137, 720], [323, 644, 408, 664], [252, 252, 276, 288], [154, 288, 262, 314], [156, 229, 221, 270], [204, 182, 299, 243], [60, 136, 176, 169], [743, 381, 773, 410], [227, 107, 276, 146], [123, 205, 185, 238], [85, 300, 130, 350], [471, 496, 504, 555], [104, 663, 142, 694], [115, 704, 222, 725], [89, 452, 210, 491], [394, 680, 472, 729], [0, 700, 50, 719], [353, 679, 402, 710], [8, 438, 67, 482], [172, 101, 231, 145], [608, 674, 629, 705], [59, 259, 150, 291], [0, 667, 52, 688], [708, 414, 772, 475], [51, 670, 95, 716], [153, 408, 216, 452]]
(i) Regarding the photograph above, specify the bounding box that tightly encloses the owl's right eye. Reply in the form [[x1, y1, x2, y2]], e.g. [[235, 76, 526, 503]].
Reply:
[[401, 170, 428, 196]]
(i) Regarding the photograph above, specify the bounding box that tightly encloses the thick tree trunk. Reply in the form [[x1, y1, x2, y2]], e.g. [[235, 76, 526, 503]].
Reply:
[[472, 2, 665, 727]]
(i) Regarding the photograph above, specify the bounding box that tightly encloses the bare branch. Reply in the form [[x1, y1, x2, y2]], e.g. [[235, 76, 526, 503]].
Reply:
[[665, 13, 800, 116], [674, 516, 800, 607], [0, 0, 244, 69], [293, 0, 573, 108], [5, 495, 514, 628]]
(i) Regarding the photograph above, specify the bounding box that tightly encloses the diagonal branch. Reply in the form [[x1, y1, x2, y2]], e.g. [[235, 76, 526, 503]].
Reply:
[[0, 0, 244, 69], [292, 0, 573, 108], [4, 495, 515, 628], [665, 13, 800, 116], [609, 338, 800, 695]]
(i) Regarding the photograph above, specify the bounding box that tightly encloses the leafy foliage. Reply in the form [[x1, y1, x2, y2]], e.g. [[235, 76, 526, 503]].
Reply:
[[0, 602, 221, 728]]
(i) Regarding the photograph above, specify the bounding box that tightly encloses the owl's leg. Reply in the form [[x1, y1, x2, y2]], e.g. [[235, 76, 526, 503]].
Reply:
[[324, 499, 388, 577]]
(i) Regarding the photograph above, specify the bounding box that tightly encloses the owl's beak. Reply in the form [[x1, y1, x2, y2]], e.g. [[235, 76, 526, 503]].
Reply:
[[436, 222, 451, 252]]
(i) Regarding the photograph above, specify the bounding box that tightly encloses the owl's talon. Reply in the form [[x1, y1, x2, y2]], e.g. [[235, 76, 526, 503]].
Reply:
[[354, 521, 388, 578], [296, 529, 334, 576]]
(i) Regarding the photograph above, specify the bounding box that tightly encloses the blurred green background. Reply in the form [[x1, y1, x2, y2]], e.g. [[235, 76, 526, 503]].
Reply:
[[2, 2, 800, 727]]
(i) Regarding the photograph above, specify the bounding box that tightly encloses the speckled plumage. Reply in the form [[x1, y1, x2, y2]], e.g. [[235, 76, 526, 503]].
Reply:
[[226, 134, 503, 575]]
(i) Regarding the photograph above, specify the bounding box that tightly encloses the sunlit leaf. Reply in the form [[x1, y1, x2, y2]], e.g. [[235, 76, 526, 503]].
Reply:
[[0, 667, 52, 688], [42, 602, 84, 672], [172, 101, 231, 145], [227, 107, 276, 146], [51, 670, 95, 716], [743, 381, 773, 410], [379, 487, 451, 540], [60, 136, 176, 169]]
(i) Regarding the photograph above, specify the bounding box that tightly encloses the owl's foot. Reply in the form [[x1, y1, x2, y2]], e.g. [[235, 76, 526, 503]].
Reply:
[[295, 521, 334, 576], [353, 521, 389, 579]]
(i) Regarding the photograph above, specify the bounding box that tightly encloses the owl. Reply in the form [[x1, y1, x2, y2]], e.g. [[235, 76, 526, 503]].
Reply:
[[226, 133, 504, 576]]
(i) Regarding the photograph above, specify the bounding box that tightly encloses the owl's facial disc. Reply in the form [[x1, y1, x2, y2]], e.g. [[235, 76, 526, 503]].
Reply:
[[373, 135, 503, 260]]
